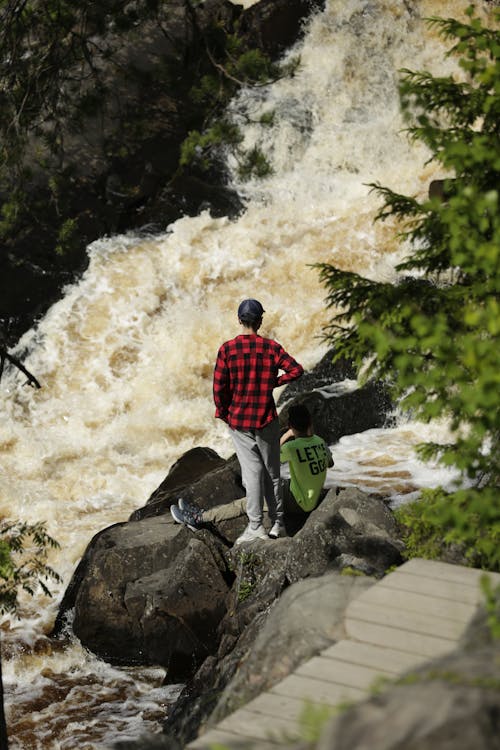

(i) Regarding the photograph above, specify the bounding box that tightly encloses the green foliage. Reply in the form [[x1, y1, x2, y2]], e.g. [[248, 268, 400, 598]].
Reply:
[[340, 566, 366, 577], [55, 218, 79, 256], [182, 29, 299, 178], [481, 574, 500, 639], [397, 668, 500, 691], [395, 487, 500, 570], [180, 120, 243, 171], [236, 146, 273, 181], [180, 124, 273, 182], [298, 701, 336, 742], [316, 6, 500, 570], [231, 550, 260, 602], [0, 520, 61, 613], [0, 193, 25, 239]]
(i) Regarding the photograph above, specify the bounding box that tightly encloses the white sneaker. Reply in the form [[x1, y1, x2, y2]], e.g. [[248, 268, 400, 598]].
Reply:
[[268, 521, 286, 539], [235, 524, 269, 545]]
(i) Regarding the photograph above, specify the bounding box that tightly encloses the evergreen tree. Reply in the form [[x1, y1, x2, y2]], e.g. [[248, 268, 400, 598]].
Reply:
[[316, 6, 500, 571]]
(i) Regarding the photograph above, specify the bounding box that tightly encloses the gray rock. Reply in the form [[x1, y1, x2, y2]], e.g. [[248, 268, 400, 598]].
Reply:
[[57, 515, 232, 680], [211, 572, 374, 722], [280, 383, 393, 445], [131, 454, 244, 522]]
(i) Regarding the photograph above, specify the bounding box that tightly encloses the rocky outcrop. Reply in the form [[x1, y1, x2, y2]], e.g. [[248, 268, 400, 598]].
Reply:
[[53, 349, 401, 727], [161, 487, 403, 744], [210, 572, 374, 723], [53, 486, 403, 683], [130, 451, 244, 522], [278, 350, 394, 444]]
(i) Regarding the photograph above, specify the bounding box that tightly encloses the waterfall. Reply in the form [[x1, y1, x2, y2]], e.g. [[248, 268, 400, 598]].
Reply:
[[0, 2, 493, 747]]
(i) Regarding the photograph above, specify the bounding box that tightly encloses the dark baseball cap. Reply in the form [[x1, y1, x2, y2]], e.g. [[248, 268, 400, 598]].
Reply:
[[237, 299, 265, 320]]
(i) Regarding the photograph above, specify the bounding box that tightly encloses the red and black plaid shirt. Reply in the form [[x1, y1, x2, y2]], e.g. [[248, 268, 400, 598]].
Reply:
[[213, 334, 304, 430]]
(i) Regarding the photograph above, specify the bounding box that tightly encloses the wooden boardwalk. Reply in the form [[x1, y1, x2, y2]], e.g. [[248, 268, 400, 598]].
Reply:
[[188, 559, 500, 749]]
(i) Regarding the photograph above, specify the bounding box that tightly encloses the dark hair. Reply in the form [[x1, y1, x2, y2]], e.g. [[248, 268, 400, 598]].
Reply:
[[288, 404, 312, 432], [239, 315, 262, 328]]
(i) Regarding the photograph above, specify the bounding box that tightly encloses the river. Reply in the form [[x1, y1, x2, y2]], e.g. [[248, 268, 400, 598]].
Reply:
[[0, 1, 495, 747]]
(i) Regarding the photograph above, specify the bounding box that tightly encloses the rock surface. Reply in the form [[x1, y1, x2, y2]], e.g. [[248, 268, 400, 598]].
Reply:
[[210, 572, 374, 723], [54, 515, 232, 679]]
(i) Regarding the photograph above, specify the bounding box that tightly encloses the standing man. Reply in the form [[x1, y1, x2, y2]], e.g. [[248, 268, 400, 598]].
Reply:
[[213, 299, 304, 543]]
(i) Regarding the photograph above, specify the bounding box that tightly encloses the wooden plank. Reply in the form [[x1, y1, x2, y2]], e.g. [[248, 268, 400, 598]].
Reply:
[[378, 571, 481, 605], [189, 728, 280, 748], [296, 655, 394, 690], [321, 640, 428, 674], [245, 692, 317, 721], [346, 600, 466, 640], [217, 708, 300, 743], [345, 619, 456, 658], [189, 560, 495, 750], [399, 559, 500, 586], [352, 583, 475, 623], [270, 672, 365, 705]]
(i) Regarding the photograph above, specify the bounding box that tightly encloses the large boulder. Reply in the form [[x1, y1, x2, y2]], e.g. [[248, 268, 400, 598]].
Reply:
[[278, 349, 394, 444], [131, 452, 244, 522], [54, 484, 402, 692], [53, 515, 232, 680], [280, 382, 393, 445]]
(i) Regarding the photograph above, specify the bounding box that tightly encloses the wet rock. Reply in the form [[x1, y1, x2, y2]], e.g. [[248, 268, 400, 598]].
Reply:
[[130, 453, 244, 523], [278, 350, 357, 402], [53, 515, 233, 680], [280, 382, 394, 445], [239, 0, 326, 56], [278, 349, 394, 444]]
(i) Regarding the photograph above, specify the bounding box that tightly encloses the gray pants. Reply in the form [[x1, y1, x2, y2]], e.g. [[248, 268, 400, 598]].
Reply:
[[229, 419, 283, 529]]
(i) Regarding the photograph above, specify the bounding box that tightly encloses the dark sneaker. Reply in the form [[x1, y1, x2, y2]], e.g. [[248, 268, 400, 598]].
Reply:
[[170, 503, 202, 532], [178, 497, 204, 526]]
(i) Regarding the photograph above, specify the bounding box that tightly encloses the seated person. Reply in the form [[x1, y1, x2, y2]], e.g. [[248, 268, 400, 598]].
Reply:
[[170, 404, 333, 541], [279, 403, 334, 517]]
